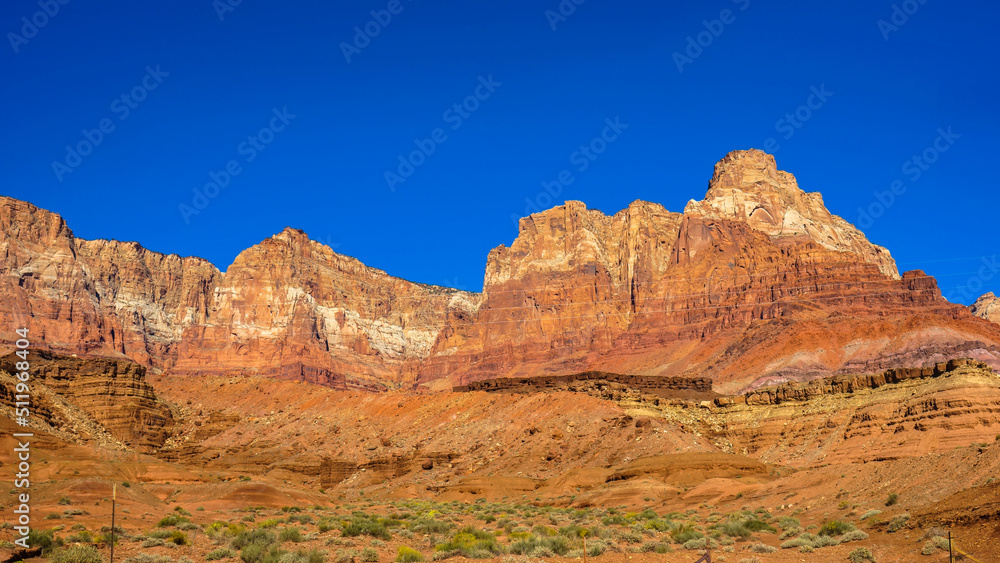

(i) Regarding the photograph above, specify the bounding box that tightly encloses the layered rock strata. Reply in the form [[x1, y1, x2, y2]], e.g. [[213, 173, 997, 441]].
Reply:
[[3, 150, 1000, 391], [0, 351, 172, 451]]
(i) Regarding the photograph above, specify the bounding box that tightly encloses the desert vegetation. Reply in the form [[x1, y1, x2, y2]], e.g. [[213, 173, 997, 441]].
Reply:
[[31, 498, 900, 562]]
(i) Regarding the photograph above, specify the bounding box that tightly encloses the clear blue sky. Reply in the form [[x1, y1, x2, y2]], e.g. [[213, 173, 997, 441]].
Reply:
[[2, 0, 997, 303]]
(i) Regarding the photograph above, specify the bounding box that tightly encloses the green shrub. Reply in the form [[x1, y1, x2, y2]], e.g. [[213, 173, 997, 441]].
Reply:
[[670, 523, 703, 544], [842, 530, 869, 542], [615, 529, 643, 544], [777, 516, 800, 529], [231, 528, 277, 550], [206, 548, 236, 560], [848, 546, 876, 562], [58, 496, 72, 505], [361, 548, 379, 562], [27, 529, 59, 553], [557, 524, 593, 539], [508, 534, 570, 556], [67, 530, 94, 543], [642, 518, 672, 532], [748, 543, 777, 553], [818, 520, 855, 537], [397, 546, 424, 562], [887, 514, 910, 533], [744, 519, 776, 533], [585, 539, 609, 556], [885, 493, 899, 506], [168, 530, 188, 545], [342, 514, 400, 540], [50, 545, 104, 563], [681, 537, 716, 550], [780, 538, 811, 549], [240, 542, 287, 563], [434, 527, 500, 557], [157, 514, 190, 527], [601, 514, 626, 526], [860, 510, 882, 520], [717, 520, 752, 539], [283, 549, 326, 563], [280, 526, 302, 543], [287, 514, 314, 525]]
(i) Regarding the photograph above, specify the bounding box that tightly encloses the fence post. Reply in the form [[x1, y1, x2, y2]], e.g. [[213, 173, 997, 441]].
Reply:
[[949, 531, 954, 563], [110, 483, 116, 563]]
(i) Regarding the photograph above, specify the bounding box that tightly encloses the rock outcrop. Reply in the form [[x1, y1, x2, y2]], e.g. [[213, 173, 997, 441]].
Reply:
[[0, 351, 173, 451], [3, 150, 1000, 392], [971, 292, 1000, 324], [414, 151, 1000, 392], [0, 198, 475, 389], [714, 357, 989, 407], [454, 371, 714, 399]]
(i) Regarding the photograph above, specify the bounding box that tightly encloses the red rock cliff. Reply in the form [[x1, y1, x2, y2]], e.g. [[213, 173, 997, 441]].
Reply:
[[3, 150, 999, 392]]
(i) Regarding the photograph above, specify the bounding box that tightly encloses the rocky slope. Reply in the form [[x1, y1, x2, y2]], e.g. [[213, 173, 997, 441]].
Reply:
[[3, 150, 999, 391], [0, 351, 172, 451], [972, 292, 1000, 324]]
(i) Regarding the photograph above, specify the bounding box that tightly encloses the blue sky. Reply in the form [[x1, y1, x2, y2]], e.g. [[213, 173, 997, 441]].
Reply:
[[2, 0, 997, 302]]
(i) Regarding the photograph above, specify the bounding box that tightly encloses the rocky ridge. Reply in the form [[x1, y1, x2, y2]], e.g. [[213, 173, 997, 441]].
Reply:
[[3, 150, 1000, 391]]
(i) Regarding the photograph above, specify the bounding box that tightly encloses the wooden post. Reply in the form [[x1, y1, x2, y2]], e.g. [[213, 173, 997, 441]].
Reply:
[[110, 483, 116, 563], [949, 531, 954, 563]]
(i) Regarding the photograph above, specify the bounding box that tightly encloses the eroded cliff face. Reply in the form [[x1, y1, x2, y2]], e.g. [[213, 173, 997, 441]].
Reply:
[[415, 151, 1000, 392], [172, 228, 478, 390], [972, 292, 1000, 324], [0, 198, 475, 390], [3, 149, 999, 392], [0, 351, 172, 452]]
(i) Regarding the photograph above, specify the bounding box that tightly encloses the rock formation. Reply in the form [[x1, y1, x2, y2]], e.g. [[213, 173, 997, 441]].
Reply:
[[971, 292, 1000, 324], [0, 351, 172, 451], [3, 149, 1000, 392]]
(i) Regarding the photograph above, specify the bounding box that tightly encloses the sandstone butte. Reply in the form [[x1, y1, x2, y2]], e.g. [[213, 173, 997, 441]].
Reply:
[[2, 149, 999, 395]]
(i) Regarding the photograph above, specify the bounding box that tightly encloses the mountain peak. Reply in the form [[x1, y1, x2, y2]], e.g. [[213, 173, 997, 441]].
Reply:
[[684, 150, 899, 278], [708, 149, 783, 196]]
